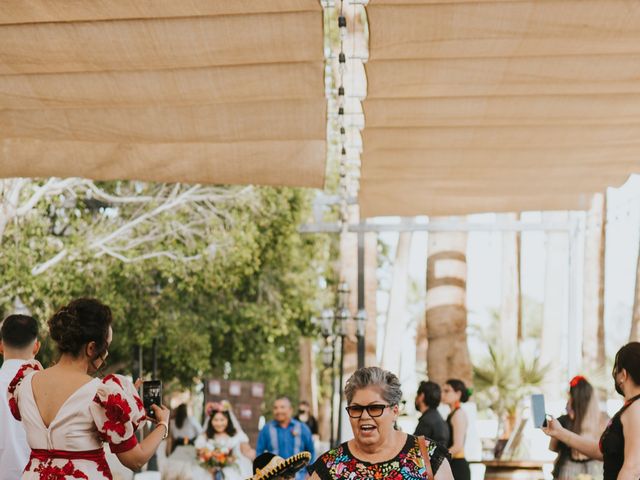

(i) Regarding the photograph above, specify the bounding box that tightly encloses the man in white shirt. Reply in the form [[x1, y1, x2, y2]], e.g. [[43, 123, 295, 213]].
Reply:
[[0, 314, 40, 480]]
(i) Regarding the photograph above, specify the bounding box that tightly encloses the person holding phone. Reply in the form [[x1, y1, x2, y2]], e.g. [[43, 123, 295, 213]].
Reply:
[[548, 376, 607, 480], [542, 342, 640, 480], [7, 298, 170, 479]]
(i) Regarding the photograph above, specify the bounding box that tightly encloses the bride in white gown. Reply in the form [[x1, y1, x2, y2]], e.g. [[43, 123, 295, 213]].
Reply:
[[163, 402, 254, 480]]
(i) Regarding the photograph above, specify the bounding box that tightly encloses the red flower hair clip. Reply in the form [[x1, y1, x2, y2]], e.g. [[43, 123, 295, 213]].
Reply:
[[569, 375, 587, 388]]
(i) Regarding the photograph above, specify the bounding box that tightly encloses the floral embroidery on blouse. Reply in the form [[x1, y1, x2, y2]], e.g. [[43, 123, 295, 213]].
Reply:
[[6, 360, 42, 421], [90, 374, 146, 453], [311, 435, 448, 480]]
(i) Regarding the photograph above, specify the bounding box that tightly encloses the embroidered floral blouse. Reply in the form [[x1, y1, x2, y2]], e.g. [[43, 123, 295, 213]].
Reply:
[[311, 434, 448, 480], [7, 360, 146, 479]]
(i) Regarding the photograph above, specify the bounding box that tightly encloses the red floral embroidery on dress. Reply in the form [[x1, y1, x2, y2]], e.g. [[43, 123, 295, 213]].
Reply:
[[7, 361, 42, 421], [102, 393, 132, 437], [102, 374, 123, 389], [34, 459, 89, 479]]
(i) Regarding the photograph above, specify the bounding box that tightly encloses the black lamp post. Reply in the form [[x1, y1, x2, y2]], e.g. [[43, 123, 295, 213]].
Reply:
[[320, 281, 368, 447]]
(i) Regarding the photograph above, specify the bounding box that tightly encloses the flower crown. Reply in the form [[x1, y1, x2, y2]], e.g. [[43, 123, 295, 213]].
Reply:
[[206, 400, 230, 416], [569, 375, 587, 388]]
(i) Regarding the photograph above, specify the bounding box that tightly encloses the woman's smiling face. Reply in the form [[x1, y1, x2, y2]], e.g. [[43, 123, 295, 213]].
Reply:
[[348, 386, 398, 450]]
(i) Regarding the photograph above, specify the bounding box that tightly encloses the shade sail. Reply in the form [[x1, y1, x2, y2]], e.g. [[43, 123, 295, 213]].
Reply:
[[0, 1, 326, 188], [360, 0, 640, 217]]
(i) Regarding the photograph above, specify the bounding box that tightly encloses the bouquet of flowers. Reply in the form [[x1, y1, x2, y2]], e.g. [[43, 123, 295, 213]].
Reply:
[[196, 439, 237, 479]]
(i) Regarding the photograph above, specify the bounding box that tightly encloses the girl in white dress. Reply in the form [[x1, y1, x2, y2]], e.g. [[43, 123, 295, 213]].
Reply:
[[163, 402, 254, 480], [194, 403, 255, 480]]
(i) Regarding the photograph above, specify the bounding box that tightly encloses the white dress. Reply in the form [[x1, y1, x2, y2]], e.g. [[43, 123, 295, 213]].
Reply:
[[7, 360, 146, 479], [163, 433, 251, 480]]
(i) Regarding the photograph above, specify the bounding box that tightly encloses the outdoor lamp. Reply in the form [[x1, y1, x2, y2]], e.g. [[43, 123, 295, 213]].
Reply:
[[337, 307, 351, 336], [320, 308, 335, 338]]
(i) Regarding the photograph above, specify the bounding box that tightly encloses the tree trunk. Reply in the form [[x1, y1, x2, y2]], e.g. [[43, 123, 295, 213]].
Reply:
[[425, 228, 472, 386], [381, 232, 412, 374], [583, 193, 607, 372], [541, 212, 569, 396], [499, 213, 521, 346], [630, 225, 640, 342]]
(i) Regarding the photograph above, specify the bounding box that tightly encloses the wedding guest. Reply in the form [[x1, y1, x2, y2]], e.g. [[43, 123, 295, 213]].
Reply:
[[257, 396, 315, 480], [442, 379, 471, 480], [548, 376, 606, 479], [8, 298, 170, 478], [170, 403, 203, 452], [0, 315, 40, 480], [310, 367, 453, 480], [414, 380, 450, 446], [543, 342, 640, 480], [295, 400, 319, 437]]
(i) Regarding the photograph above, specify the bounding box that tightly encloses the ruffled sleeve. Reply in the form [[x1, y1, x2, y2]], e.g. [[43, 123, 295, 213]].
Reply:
[[89, 374, 146, 453], [7, 360, 42, 421]]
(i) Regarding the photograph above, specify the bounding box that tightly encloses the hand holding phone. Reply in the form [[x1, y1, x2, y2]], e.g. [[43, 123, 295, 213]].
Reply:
[[142, 380, 162, 420]]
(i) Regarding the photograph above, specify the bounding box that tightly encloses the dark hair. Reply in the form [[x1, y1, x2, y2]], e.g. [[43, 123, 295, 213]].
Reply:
[[48, 298, 112, 358], [568, 377, 596, 436], [275, 396, 292, 407], [0, 315, 38, 349], [299, 400, 310, 407], [417, 381, 441, 409], [446, 379, 471, 403], [206, 410, 237, 438], [613, 342, 640, 385], [175, 404, 188, 430]]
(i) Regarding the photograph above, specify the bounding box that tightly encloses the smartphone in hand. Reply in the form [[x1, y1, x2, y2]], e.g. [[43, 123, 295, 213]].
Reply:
[[531, 393, 547, 428], [142, 380, 162, 420]]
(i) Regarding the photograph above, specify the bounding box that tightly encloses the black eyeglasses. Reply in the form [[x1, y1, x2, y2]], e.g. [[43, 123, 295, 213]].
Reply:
[[345, 404, 393, 418]]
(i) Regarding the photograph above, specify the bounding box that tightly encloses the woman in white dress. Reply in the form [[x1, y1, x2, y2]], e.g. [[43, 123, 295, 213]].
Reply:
[[195, 403, 255, 480], [8, 298, 171, 479], [163, 402, 254, 480]]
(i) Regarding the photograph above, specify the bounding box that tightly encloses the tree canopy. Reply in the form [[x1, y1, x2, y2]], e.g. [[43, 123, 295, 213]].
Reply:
[[0, 180, 332, 406]]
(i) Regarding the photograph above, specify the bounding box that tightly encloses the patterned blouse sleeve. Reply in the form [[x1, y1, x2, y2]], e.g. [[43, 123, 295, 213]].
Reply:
[[89, 374, 146, 454], [7, 360, 42, 421]]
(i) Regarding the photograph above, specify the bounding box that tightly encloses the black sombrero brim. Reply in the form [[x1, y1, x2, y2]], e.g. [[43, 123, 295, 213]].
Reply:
[[251, 452, 311, 480]]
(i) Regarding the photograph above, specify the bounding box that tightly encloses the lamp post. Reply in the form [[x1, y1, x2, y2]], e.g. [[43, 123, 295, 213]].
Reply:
[[320, 281, 368, 447]]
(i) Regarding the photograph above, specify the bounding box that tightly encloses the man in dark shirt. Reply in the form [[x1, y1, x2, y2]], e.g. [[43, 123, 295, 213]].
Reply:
[[414, 380, 450, 446]]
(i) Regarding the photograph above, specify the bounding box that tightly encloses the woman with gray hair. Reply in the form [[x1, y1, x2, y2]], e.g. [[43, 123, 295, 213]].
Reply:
[[309, 367, 453, 480]]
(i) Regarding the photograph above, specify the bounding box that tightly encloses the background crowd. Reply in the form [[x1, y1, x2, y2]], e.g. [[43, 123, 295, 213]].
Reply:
[[1, 299, 639, 480]]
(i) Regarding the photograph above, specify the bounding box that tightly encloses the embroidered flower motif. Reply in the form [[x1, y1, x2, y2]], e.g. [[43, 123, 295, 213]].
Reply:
[[7, 361, 41, 421], [34, 459, 89, 479], [102, 393, 132, 437], [9, 397, 21, 421]]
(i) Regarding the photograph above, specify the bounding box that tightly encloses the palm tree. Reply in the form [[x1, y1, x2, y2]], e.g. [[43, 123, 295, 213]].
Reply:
[[473, 346, 548, 440]]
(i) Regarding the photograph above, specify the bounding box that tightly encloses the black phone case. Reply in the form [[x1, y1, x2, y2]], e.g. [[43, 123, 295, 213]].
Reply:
[[143, 381, 162, 419]]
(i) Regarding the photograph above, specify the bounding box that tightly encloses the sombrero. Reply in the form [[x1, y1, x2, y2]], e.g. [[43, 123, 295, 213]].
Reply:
[[249, 452, 312, 480]]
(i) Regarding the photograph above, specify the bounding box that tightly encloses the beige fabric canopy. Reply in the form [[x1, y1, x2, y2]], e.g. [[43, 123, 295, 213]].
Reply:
[[359, 0, 640, 217], [0, 1, 326, 188]]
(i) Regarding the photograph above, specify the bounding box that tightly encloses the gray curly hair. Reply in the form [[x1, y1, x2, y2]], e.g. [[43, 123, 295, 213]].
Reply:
[[344, 367, 403, 405]]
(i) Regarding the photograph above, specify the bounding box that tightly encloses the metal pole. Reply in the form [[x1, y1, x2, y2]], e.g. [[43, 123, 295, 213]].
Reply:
[[336, 334, 346, 446], [329, 338, 336, 447], [152, 337, 158, 379], [357, 230, 365, 369]]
